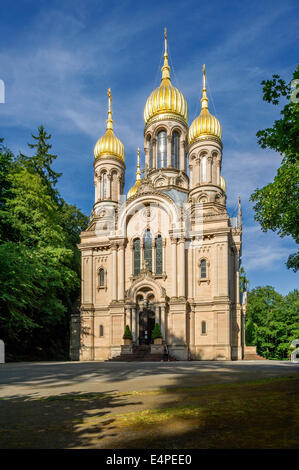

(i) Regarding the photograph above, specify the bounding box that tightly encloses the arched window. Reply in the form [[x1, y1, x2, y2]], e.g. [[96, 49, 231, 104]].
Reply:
[[171, 131, 180, 168], [200, 259, 207, 278], [103, 173, 107, 198], [99, 268, 105, 287], [149, 137, 153, 169], [99, 325, 104, 337], [201, 155, 207, 182], [201, 321, 206, 335], [133, 239, 140, 276], [156, 235, 163, 275], [157, 130, 167, 168], [144, 230, 152, 272]]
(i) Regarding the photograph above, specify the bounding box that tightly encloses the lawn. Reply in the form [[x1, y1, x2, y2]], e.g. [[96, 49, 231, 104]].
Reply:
[[0, 375, 298, 448]]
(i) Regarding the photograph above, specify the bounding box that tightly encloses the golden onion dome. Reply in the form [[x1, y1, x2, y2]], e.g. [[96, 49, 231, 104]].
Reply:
[[127, 148, 142, 198], [144, 29, 188, 126], [189, 65, 222, 145], [94, 88, 125, 162]]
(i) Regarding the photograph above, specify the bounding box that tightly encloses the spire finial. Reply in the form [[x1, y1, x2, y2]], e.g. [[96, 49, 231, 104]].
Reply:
[[136, 147, 141, 181], [106, 88, 113, 132], [201, 64, 208, 109], [161, 27, 171, 84]]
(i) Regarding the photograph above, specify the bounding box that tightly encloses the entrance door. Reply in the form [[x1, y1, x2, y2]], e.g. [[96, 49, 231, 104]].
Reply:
[[139, 309, 155, 345]]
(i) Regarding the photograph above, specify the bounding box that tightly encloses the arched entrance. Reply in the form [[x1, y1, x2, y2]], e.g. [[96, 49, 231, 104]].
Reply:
[[139, 308, 155, 345]]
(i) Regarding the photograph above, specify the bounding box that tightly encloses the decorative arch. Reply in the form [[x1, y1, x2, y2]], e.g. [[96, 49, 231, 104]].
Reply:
[[154, 176, 167, 187], [198, 193, 208, 203], [170, 125, 183, 137], [118, 193, 181, 238], [153, 124, 171, 138], [126, 275, 166, 303], [97, 266, 107, 289]]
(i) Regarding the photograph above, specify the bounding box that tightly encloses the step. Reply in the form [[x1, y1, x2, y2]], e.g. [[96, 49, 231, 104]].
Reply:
[[243, 354, 266, 360]]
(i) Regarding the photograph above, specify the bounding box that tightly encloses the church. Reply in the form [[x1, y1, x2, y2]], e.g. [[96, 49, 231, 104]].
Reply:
[[70, 30, 246, 361]]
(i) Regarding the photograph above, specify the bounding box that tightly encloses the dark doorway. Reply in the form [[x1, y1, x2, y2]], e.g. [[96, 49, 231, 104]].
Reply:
[[139, 309, 155, 345]]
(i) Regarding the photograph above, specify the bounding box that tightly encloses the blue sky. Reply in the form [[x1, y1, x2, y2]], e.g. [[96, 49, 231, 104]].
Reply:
[[0, 0, 298, 294]]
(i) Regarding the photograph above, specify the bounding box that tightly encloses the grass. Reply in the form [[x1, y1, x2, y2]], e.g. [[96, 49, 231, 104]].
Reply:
[[0, 375, 298, 449]]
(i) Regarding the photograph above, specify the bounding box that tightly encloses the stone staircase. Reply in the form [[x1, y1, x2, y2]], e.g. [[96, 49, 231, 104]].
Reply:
[[108, 345, 177, 362], [243, 346, 266, 360]]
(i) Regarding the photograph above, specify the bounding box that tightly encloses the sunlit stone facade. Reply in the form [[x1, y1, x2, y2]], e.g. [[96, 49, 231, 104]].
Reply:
[[70, 31, 246, 361]]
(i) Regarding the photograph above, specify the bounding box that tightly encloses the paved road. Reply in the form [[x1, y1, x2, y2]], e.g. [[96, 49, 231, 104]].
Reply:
[[0, 360, 298, 398]]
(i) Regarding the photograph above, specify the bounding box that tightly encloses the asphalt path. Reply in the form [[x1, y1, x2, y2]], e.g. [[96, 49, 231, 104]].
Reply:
[[0, 360, 298, 398]]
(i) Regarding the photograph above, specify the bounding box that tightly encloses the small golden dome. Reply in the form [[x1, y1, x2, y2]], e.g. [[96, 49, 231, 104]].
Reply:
[[144, 29, 188, 125], [127, 148, 142, 198], [94, 88, 125, 162], [127, 179, 141, 198], [189, 65, 222, 145]]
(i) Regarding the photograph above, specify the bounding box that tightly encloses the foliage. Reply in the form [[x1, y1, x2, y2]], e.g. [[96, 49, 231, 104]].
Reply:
[[0, 129, 88, 360], [245, 286, 299, 359], [250, 65, 299, 271], [152, 323, 163, 340], [239, 266, 249, 293], [123, 325, 133, 340]]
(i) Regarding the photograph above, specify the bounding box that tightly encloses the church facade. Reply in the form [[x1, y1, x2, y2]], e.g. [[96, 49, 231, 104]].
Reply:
[[70, 30, 246, 361]]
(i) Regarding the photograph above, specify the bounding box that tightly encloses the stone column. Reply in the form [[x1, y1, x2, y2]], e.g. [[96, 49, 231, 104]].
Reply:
[[216, 160, 221, 186], [161, 305, 166, 339], [117, 176, 122, 201], [94, 177, 98, 202], [155, 305, 160, 325], [152, 239, 156, 274], [107, 174, 111, 200], [152, 138, 157, 169], [132, 307, 137, 342], [118, 242, 125, 301], [190, 240, 194, 299], [177, 237, 185, 298], [162, 238, 166, 275], [179, 140, 185, 172], [140, 239, 144, 269], [167, 135, 172, 167], [191, 308, 195, 346], [208, 156, 212, 183], [236, 251, 240, 305], [98, 175, 102, 200], [144, 146, 149, 170], [125, 307, 131, 329], [197, 157, 201, 185], [112, 244, 117, 301], [171, 238, 177, 297]]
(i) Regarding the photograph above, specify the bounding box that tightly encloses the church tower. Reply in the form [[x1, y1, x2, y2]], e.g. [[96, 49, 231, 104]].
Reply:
[[143, 29, 189, 192], [93, 88, 125, 209], [188, 65, 225, 207]]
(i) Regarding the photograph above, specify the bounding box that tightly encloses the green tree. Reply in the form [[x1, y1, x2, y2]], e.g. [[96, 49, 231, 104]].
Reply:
[[250, 66, 299, 271], [245, 286, 299, 359], [123, 325, 133, 340], [152, 323, 163, 340], [0, 130, 88, 360], [20, 125, 61, 201]]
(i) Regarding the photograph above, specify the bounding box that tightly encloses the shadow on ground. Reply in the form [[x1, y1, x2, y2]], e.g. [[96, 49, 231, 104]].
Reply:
[[0, 360, 297, 392], [0, 390, 143, 449], [0, 375, 298, 449]]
